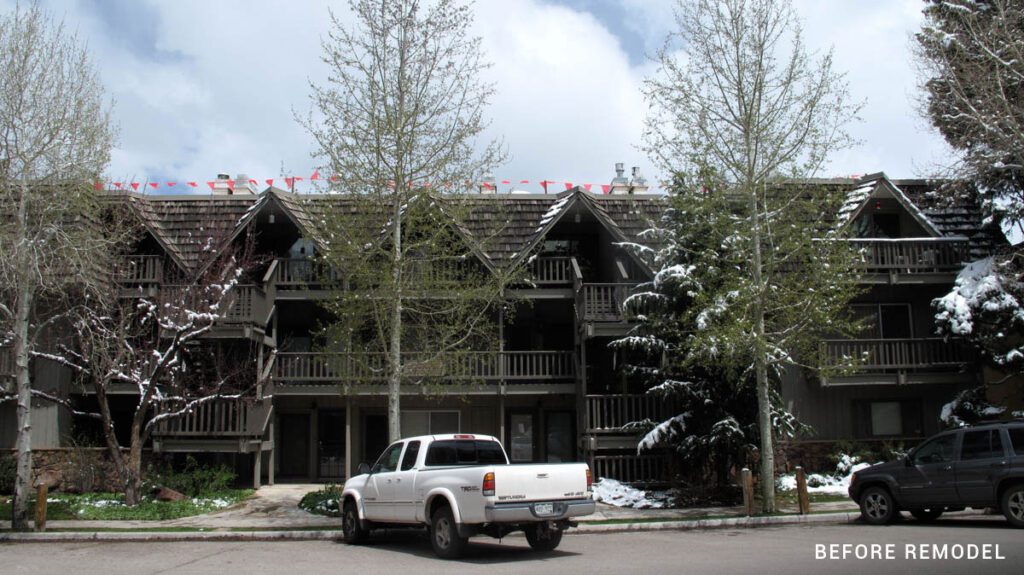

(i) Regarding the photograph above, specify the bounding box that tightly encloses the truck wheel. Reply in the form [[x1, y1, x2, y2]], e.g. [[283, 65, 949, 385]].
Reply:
[[1001, 484, 1024, 528], [342, 500, 368, 544], [430, 505, 467, 559], [859, 486, 897, 525], [525, 524, 563, 552], [910, 508, 943, 522]]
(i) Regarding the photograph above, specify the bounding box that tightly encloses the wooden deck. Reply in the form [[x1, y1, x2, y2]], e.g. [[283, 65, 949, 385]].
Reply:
[[273, 350, 576, 383]]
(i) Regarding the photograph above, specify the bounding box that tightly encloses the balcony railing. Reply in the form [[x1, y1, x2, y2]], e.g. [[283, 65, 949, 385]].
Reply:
[[274, 350, 576, 383], [577, 283, 637, 322], [159, 284, 269, 327], [591, 454, 668, 484], [152, 397, 273, 438], [849, 238, 970, 274], [116, 255, 163, 285], [1, 347, 13, 386], [821, 338, 973, 372], [586, 394, 679, 433], [529, 256, 573, 286], [270, 258, 341, 288]]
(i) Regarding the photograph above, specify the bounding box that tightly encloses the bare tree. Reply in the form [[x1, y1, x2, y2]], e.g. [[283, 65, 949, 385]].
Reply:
[[301, 0, 508, 443], [0, 2, 115, 529], [47, 236, 262, 505], [642, 0, 860, 512]]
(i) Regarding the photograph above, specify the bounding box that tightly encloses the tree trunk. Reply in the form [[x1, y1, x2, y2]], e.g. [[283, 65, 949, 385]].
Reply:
[[388, 192, 403, 443], [94, 383, 134, 504], [750, 184, 776, 514], [123, 441, 144, 506], [11, 284, 33, 530]]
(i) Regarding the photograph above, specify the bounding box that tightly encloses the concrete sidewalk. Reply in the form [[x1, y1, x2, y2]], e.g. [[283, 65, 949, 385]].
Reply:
[[1, 483, 863, 537]]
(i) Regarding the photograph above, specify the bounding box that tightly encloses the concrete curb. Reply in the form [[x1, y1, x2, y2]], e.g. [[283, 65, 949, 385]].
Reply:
[[572, 511, 862, 534], [0, 512, 861, 542]]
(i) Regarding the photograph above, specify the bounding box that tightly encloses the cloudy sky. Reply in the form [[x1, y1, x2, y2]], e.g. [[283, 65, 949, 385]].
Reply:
[[7, 0, 954, 193]]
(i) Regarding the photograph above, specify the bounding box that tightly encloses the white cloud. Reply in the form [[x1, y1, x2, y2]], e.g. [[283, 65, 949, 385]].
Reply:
[[5, 0, 956, 192]]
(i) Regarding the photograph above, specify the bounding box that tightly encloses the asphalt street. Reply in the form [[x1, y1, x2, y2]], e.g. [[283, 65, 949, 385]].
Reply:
[[2, 517, 1020, 575]]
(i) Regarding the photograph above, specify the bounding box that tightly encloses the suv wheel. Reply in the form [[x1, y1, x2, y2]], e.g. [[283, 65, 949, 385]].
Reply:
[[430, 505, 468, 559], [910, 508, 943, 522], [860, 486, 897, 525], [1001, 484, 1024, 528]]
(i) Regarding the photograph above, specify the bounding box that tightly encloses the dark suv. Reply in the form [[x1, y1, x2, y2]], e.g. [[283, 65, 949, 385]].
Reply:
[[848, 421, 1024, 527]]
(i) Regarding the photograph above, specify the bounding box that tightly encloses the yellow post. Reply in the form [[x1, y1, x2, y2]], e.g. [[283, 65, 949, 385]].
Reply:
[[741, 468, 754, 516]]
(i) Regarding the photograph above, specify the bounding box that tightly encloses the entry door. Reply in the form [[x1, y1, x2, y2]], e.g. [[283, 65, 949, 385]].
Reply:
[[900, 433, 959, 506], [318, 410, 345, 480], [545, 411, 575, 462], [507, 411, 536, 463], [364, 414, 389, 467], [278, 414, 311, 478]]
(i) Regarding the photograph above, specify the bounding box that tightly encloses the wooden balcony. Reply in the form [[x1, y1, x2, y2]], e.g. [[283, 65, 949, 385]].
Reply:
[[268, 258, 341, 290], [591, 454, 668, 485], [116, 255, 163, 297], [820, 338, 976, 385], [585, 394, 680, 433], [151, 397, 273, 438], [0, 347, 13, 390], [159, 284, 271, 331], [577, 283, 638, 324], [528, 256, 573, 286], [274, 350, 576, 383], [849, 238, 970, 281]]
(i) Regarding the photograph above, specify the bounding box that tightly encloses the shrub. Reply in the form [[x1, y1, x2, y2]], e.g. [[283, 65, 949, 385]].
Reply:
[[299, 484, 343, 517], [144, 456, 236, 497]]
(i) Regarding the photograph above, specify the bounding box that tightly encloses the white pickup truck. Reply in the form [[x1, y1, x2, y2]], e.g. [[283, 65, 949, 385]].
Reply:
[[340, 433, 596, 558]]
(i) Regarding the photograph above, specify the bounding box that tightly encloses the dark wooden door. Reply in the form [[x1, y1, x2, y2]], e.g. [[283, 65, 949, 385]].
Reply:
[[278, 414, 310, 478]]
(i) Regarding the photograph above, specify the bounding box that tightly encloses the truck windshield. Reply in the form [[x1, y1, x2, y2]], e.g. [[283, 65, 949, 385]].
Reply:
[[425, 440, 508, 466]]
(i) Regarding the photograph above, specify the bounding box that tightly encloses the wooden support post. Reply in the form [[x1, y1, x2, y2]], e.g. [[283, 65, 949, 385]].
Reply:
[[796, 466, 810, 515], [34, 484, 47, 532], [345, 397, 353, 479], [741, 468, 754, 517], [253, 447, 262, 489], [268, 420, 276, 486]]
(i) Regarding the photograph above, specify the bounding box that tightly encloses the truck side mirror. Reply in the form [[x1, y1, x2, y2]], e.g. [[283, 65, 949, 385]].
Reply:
[[357, 462, 371, 476]]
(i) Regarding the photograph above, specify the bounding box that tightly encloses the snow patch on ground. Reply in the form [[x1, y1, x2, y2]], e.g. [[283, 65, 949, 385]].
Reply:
[[777, 454, 875, 495], [591, 478, 668, 509]]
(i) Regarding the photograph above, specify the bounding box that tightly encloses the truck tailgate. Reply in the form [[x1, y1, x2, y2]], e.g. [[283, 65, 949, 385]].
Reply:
[[493, 463, 589, 502]]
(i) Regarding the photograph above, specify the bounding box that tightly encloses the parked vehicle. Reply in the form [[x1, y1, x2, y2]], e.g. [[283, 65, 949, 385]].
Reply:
[[848, 421, 1024, 527], [340, 433, 596, 558]]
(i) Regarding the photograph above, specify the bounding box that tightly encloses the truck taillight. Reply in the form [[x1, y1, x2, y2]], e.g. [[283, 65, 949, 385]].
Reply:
[[482, 471, 495, 496], [586, 467, 593, 492]]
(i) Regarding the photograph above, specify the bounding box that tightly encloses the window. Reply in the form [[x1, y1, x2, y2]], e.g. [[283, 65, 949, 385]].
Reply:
[[373, 442, 404, 473], [401, 441, 421, 471], [855, 399, 922, 438], [425, 440, 508, 466], [401, 410, 460, 436], [912, 434, 956, 465], [1009, 428, 1024, 456], [870, 402, 902, 436], [851, 304, 913, 339], [960, 430, 1005, 461]]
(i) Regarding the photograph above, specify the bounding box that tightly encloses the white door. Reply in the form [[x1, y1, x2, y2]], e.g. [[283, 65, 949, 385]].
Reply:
[[363, 442, 403, 521]]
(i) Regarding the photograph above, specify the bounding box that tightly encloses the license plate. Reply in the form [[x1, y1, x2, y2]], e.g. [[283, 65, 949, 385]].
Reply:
[[534, 503, 554, 515]]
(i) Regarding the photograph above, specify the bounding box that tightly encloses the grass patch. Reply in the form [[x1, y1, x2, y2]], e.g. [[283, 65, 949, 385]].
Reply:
[[0, 489, 253, 521], [774, 490, 852, 506], [299, 485, 343, 517]]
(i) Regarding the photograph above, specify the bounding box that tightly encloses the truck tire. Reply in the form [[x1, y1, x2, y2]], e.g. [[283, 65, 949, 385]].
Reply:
[[430, 505, 468, 559], [1001, 484, 1024, 528], [910, 508, 943, 522], [859, 486, 897, 525], [342, 500, 369, 544], [525, 524, 563, 552]]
